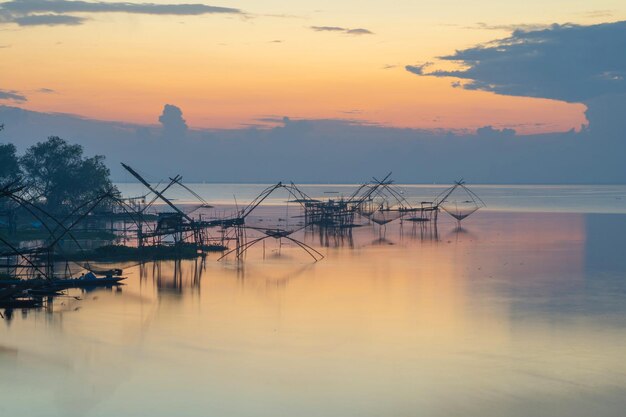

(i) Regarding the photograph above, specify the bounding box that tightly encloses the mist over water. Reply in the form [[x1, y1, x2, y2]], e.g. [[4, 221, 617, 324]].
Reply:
[[117, 183, 626, 213], [2, 186, 626, 417]]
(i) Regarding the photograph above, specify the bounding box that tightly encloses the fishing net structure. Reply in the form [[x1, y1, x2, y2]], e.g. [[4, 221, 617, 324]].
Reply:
[[359, 177, 414, 226], [243, 185, 306, 238], [370, 207, 404, 225], [434, 181, 485, 223], [218, 183, 324, 261]]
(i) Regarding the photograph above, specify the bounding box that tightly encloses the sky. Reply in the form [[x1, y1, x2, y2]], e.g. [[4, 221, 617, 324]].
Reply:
[[2, 0, 625, 134]]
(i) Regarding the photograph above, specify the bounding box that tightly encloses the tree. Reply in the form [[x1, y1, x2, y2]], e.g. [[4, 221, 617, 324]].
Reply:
[[20, 136, 118, 213], [0, 124, 20, 185], [0, 143, 20, 185]]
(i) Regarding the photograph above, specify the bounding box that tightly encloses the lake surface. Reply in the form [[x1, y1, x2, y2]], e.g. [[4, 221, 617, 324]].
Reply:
[[116, 183, 626, 214], [2, 185, 626, 417]]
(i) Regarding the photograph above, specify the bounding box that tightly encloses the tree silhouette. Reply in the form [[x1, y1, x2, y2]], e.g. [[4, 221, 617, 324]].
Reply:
[[20, 136, 117, 213]]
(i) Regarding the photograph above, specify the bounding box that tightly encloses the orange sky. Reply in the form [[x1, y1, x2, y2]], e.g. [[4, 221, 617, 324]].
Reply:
[[1, 0, 624, 133]]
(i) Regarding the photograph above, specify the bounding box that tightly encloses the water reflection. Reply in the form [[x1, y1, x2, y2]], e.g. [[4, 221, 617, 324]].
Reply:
[[2, 211, 626, 417]]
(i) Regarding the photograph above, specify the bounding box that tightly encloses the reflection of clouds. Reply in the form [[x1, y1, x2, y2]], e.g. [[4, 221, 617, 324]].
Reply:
[[0, 282, 160, 416], [3, 212, 626, 416]]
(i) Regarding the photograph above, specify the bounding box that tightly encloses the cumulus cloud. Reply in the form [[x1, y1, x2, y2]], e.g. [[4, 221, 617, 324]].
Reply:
[[0, 0, 242, 27], [310, 25, 373, 35], [406, 21, 626, 103], [0, 89, 27, 102], [159, 104, 188, 138]]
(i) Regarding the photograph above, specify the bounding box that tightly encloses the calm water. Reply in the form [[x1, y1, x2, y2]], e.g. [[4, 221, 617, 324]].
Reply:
[[116, 183, 626, 214], [2, 185, 626, 417]]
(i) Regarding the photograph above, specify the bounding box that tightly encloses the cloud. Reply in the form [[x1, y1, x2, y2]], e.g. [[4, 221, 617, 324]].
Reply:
[[13, 13, 85, 26], [405, 62, 433, 75], [0, 0, 242, 27], [311, 26, 344, 32], [8, 103, 626, 184], [1, 0, 241, 15], [310, 25, 374, 35], [580, 10, 613, 19], [159, 104, 187, 138], [0, 89, 27, 102], [406, 21, 626, 103], [37, 88, 57, 93], [345, 28, 373, 35], [468, 22, 555, 32]]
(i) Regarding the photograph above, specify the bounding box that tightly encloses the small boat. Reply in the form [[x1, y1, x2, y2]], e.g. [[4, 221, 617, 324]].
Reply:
[[24, 288, 65, 297], [52, 272, 126, 289]]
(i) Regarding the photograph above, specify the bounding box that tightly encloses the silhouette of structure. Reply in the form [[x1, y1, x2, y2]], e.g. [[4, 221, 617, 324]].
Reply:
[[434, 180, 486, 224]]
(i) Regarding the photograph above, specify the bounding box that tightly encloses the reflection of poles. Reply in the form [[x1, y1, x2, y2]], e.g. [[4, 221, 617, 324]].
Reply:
[[218, 233, 324, 262], [284, 236, 324, 261], [310, 225, 354, 249], [377, 223, 387, 240], [192, 256, 205, 288], [174, 258, 182, 291], [218, 236, 269, 261]]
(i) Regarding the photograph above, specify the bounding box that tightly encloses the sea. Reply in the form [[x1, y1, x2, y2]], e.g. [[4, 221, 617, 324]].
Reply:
[[1, 184, 626, 417]]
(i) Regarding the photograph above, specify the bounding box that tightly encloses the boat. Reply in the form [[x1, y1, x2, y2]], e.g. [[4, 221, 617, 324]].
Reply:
[[51, 272, 126, 289]]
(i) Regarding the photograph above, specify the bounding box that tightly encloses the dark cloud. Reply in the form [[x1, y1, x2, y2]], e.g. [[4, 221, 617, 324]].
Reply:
[[0, 89, 27, 102], [407, 21, 626, 103], [310, 26, 373, 35], [405, 62, 432, 75], [158, 104, 188, 139], [1, 0, 241, 16], [37, 88, 57, 93], [6, 103, 626, 184], [0, 0, 242, 27], [13, 13, 85, 26]]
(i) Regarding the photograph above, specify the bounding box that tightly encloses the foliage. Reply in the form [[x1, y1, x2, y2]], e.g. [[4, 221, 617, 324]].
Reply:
[[0, 124, 20, 185], [0, 142, 20, 185], [20, 136, 118, 213]]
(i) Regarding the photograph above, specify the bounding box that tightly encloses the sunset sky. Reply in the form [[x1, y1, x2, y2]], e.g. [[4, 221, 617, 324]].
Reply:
[[2, 0, 625, 133]]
